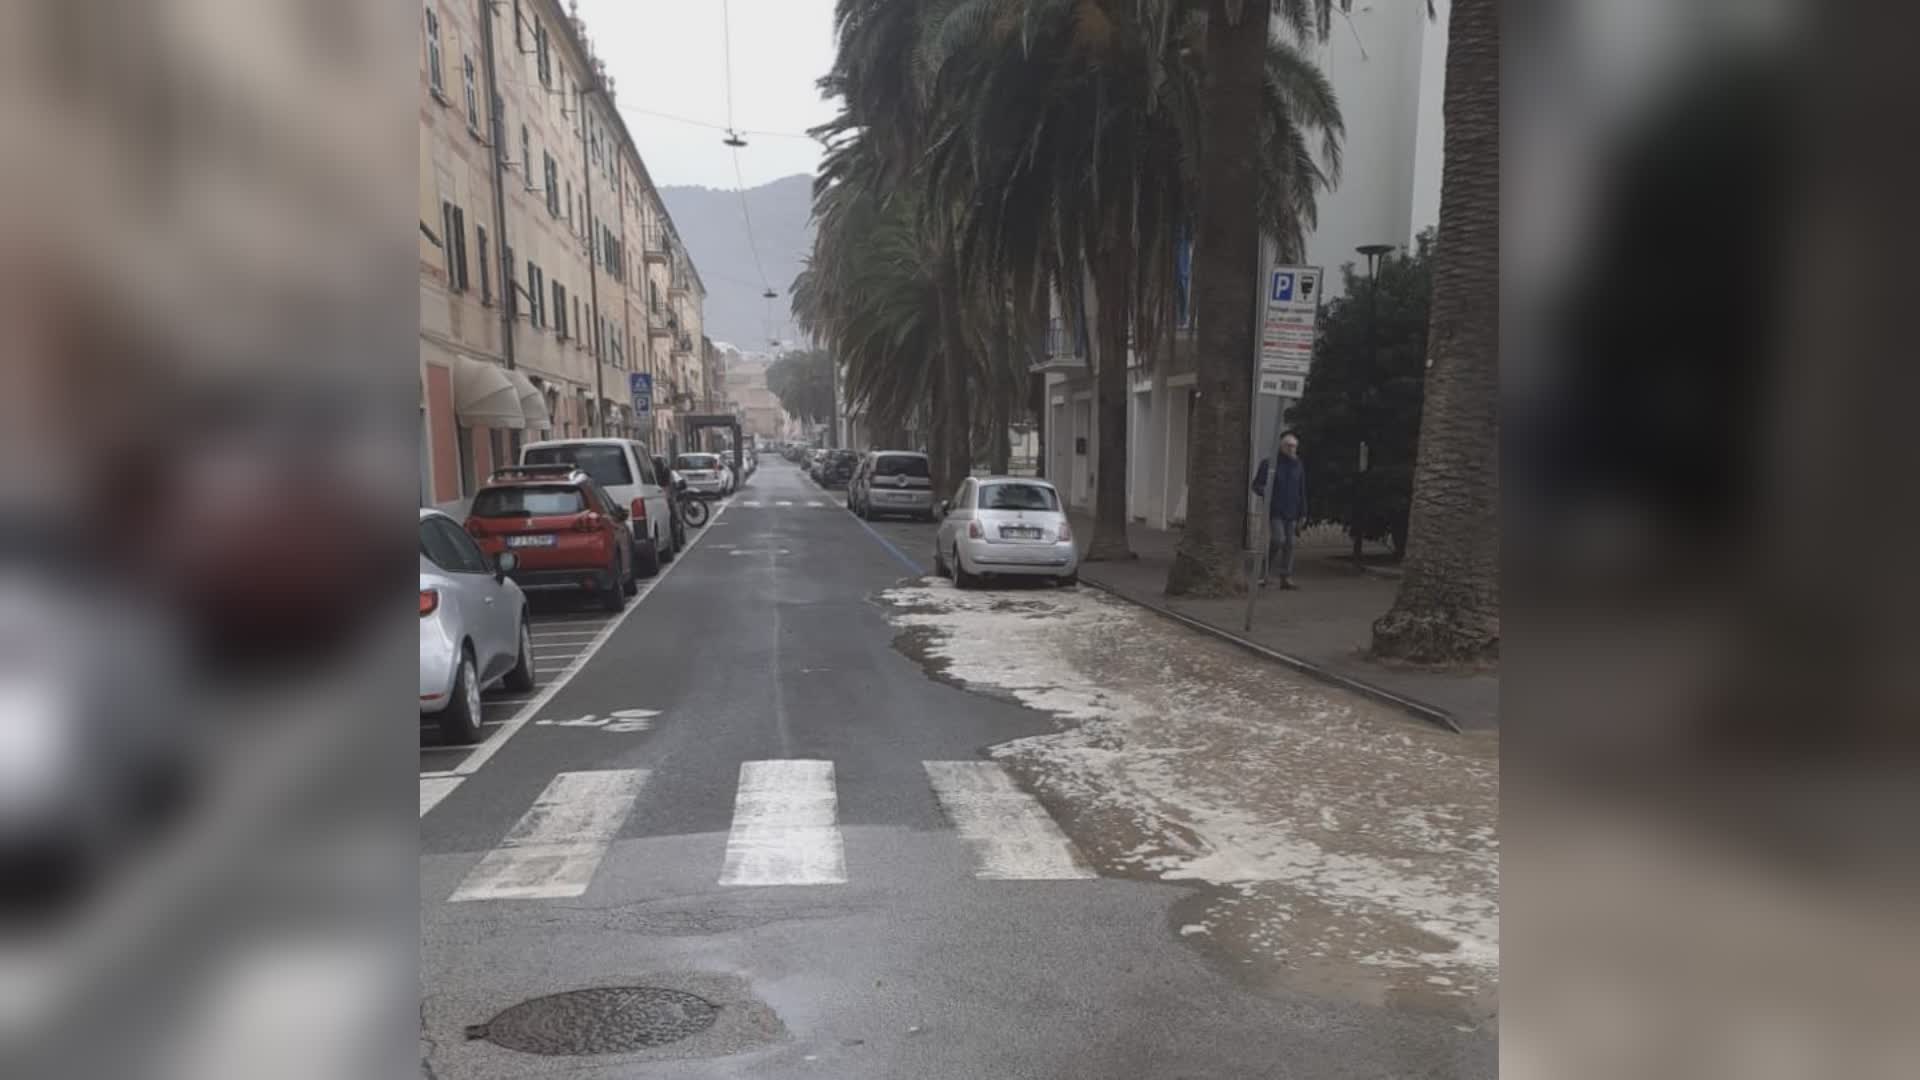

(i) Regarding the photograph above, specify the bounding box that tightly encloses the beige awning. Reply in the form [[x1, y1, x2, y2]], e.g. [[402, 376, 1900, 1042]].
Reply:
[[453, 356, 524, 429], [505, 369, 550, 432]]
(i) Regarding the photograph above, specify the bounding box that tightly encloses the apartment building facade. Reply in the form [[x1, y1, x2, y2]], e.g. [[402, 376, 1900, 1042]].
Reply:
[[419, 0, 705, 506]]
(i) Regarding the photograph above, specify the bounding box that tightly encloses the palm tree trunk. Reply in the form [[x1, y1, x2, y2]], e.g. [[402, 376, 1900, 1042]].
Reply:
[[1371, 0, 1499, 662], [1085, 250, 1134, 562], [1030, 369, 1048, 479], [1165, 0, 1270, 597], [988, 385, 1012, 474], [928, 357, 952, 487]]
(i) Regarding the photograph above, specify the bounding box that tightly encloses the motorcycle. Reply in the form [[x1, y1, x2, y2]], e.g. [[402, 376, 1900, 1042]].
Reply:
[[673, 474, 710, 529]]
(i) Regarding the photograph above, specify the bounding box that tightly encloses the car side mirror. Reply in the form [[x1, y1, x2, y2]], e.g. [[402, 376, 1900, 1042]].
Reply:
[[936, 500, 949, 516], [494, 550, 518, 580], [609, 505, 630, 523]]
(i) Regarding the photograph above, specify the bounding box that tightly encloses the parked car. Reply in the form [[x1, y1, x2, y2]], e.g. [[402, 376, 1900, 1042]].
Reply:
[[850, 451, 935, 520], [820, 450, 860, 489], [420, 509, 533, 743], [934, 477, 1078, 588], [521, 438, 673, 576], [675, 452, 729, 497], [652, 454, 688, 552], [463, 467, 636, 611]]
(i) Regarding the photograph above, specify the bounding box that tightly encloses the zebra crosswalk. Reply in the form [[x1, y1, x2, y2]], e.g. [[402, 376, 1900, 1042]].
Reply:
[[433, 760, 1092, 902]]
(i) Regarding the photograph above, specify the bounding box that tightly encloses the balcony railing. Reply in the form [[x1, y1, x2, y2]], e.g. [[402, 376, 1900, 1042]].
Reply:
[[641, 224, 671, 263], [1033, 318, 1088, 373]]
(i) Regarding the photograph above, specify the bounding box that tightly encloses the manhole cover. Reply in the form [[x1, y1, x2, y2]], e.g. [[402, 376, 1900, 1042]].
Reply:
[[468, 987, 719, 1055]]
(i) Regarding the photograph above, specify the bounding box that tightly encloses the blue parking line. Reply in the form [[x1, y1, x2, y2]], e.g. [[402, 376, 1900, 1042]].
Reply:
[[854, 513, 926, 576]]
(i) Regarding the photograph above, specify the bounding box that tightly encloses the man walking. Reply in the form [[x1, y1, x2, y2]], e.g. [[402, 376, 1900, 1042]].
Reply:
[[1252, 431, 1307, 589]]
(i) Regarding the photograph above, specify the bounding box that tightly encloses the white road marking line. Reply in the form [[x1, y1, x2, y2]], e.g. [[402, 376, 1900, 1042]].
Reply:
[[740, 500, 763, 507], [775, 500, 794, 507], [719, 760, 847, 887], [530, 631, 601, 640], [441, 499, 731, 778], [805, 500, 824, 508], [449, 769, 649, 901], [923, 762, 1096, 880], [420, 776, 462, 817]]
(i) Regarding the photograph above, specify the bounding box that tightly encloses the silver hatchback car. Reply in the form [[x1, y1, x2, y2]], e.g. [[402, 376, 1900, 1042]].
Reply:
[[419, 509, 534, 743], [934, 477, 1078, 588]]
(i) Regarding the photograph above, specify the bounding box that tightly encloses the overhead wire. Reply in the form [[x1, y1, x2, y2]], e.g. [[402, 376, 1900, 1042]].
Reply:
[[719, 0, 777, 345]]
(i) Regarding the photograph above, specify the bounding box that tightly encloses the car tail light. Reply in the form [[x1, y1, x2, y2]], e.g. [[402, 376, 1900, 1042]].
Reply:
[[1056, 521, 1073, 542], [574, 511, 605, 533], [419, 589, 439, 617], [967, 520, 984, 539], [630, 497, 648, 522]]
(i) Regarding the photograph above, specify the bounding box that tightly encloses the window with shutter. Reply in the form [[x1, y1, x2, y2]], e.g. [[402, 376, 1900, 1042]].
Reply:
[[425, 9, 444, 97], [476, 226, 491, 305], [451, 205, 469, 291], [553, 281, 567, 339]]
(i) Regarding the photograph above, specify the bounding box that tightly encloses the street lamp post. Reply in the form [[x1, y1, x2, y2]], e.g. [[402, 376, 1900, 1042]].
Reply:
[[1354, 243, 1394, 571]]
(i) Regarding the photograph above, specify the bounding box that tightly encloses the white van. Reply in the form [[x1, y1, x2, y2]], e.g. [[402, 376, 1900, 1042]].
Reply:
[[520, 438, 675, 576]]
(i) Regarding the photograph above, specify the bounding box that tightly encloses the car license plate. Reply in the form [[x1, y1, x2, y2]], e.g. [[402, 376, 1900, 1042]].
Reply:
[[507, 534, 556, 547], [1002, 526, 1043, 539]]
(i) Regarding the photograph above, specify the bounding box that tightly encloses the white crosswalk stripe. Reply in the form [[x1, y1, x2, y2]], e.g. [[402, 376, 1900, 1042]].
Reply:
[[924, 762, 1095, 880], [441, 760, 1095, 895], [804, 500, 824, 508], [449, 770, 648, 901], [720, 760, 847, 887]]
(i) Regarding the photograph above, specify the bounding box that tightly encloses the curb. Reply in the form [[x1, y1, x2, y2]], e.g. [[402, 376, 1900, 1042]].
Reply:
[[1076, 575, 1463, 735]]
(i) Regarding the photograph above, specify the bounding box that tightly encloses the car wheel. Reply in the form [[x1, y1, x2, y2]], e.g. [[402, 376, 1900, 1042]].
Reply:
[[601, 559, 628, 611], [504, 618, 537, 692], [440, 648, 484, 744], [953, 547, 981, 590], [634, 536, 662, 580]]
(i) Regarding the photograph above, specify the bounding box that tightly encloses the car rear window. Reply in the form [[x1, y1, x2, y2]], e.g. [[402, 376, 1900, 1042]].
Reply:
[[471, 485, 587, 517], [978, 483, 1060, 511], [525, 444, 632, 487], [677, 454, 720, 470], [872, 454, 929, 478]]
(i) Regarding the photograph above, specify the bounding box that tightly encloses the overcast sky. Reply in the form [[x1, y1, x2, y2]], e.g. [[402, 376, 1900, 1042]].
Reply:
[[574, 0, 839, 190]]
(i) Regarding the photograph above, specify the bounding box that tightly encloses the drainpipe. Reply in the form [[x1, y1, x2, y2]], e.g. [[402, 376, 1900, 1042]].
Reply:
[[478, 0, 516, 372], [581, 84, 607, 435]]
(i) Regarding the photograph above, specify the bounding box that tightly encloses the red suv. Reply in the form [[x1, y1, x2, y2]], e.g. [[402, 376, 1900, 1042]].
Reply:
[[463, 467, 637, 611]]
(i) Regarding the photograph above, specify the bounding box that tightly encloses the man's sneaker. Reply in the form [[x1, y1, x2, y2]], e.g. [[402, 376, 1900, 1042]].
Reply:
[[1280, 578, 1299, 590]]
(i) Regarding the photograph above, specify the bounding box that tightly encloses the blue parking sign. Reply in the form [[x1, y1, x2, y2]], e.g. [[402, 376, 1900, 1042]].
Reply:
[[1271, 271, 1295, 302], [629, 372, 652, 416]]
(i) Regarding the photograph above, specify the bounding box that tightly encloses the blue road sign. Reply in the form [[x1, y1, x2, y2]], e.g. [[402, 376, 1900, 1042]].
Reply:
[[629, 372, 652, 416], [1271, 271, 1295, 303]]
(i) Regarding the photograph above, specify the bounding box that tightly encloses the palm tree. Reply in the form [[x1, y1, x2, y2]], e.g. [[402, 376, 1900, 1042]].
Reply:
[[921, 0, 1340, 564], [1166, 0, 1347, 596], [1371, 0, 1499, 661], [792, 120, 1015, 490]]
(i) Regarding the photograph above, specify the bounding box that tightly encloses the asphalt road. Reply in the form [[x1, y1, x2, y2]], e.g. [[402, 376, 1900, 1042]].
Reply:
[[420, 460, 1493, 1079]]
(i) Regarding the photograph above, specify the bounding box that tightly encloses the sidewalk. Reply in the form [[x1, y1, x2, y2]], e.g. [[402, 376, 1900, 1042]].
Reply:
[[1069, 514, 1498, 731]]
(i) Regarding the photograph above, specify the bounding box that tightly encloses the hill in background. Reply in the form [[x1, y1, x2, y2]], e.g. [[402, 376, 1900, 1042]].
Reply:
[[660, 174, 813, 349]]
